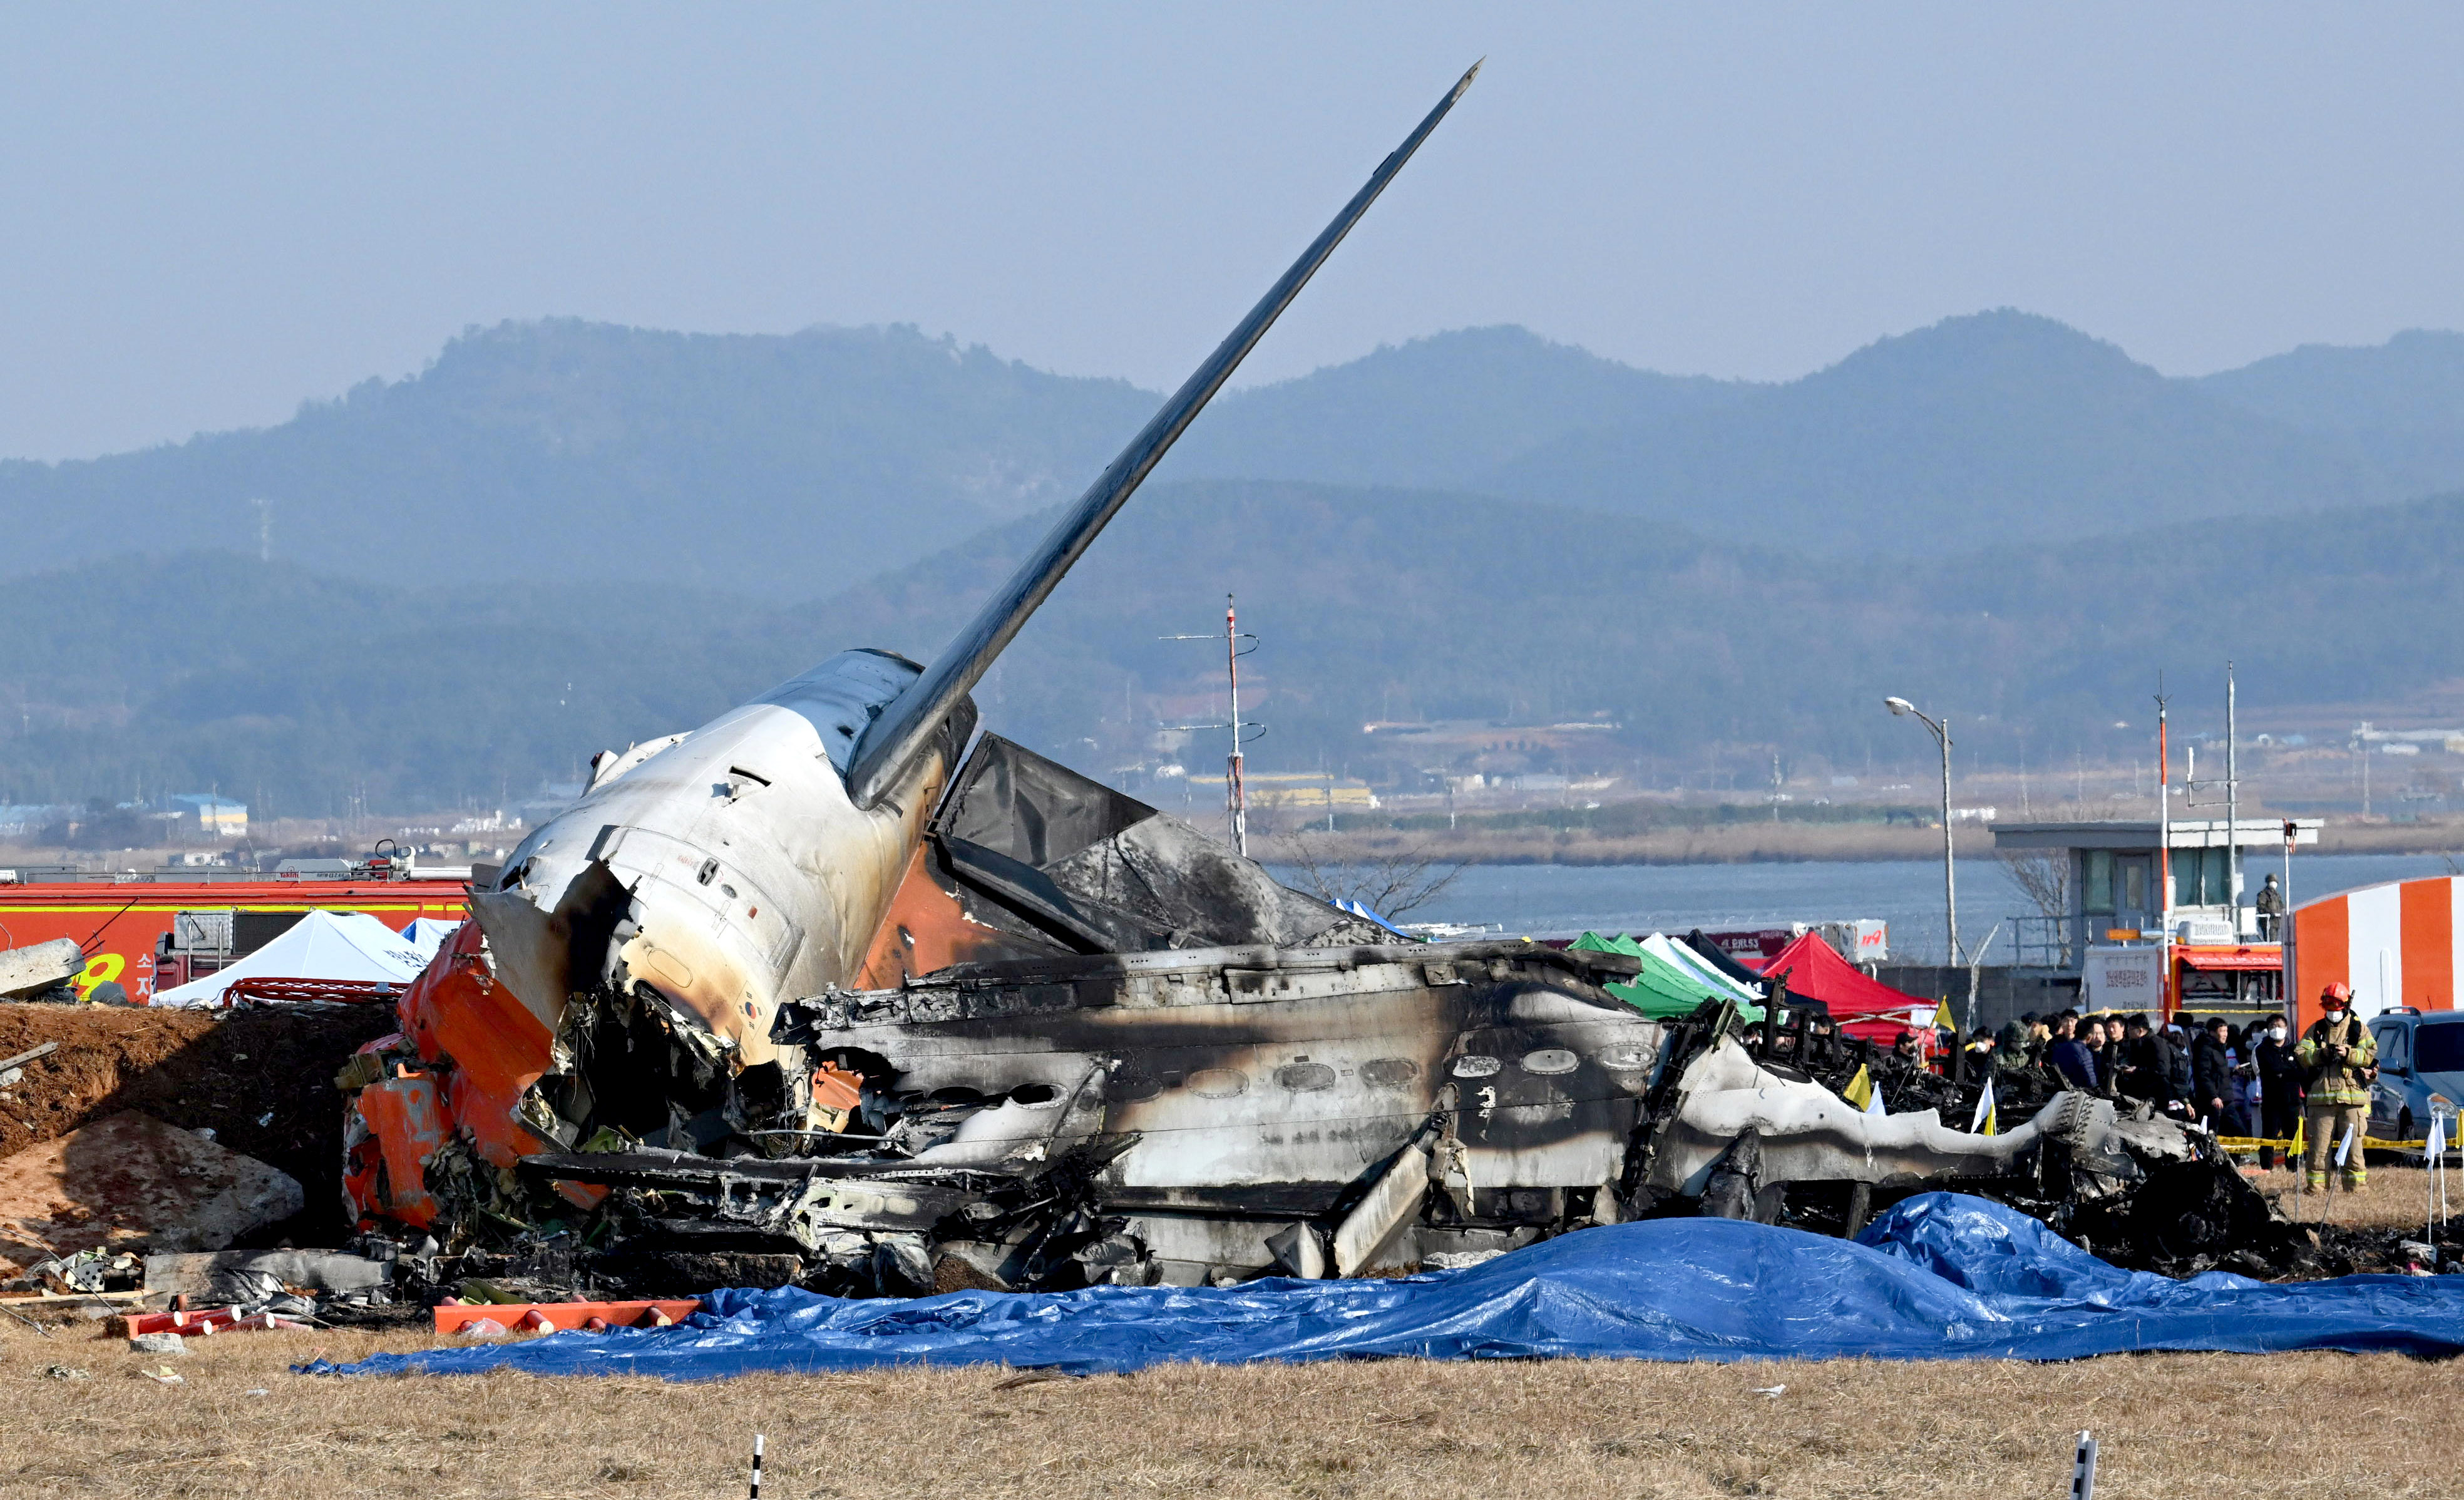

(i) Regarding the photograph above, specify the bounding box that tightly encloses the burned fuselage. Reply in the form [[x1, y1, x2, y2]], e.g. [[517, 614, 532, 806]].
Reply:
[[359, 736, 1661, 1288], [523, 935, 1661, 1290]]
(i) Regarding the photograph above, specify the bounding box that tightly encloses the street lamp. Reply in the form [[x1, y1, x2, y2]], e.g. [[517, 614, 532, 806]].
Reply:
[[1886, 696, 1959, 965]]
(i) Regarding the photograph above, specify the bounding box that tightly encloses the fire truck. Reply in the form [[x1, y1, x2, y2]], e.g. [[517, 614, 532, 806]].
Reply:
[[0, 849, 468, 1003]]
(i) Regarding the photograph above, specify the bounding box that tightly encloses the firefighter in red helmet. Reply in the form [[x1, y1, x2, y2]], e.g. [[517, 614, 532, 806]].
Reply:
[[2296, 984, 2376, 1191]]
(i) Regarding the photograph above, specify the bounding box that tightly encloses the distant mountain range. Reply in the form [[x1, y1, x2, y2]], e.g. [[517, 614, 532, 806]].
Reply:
[[2196, 329, 2464, 435], [1479, 314, 2464, 553], [0, 321, 1159, 602], [7, 313, 2464, 597], [13, 476, 2464, 816]]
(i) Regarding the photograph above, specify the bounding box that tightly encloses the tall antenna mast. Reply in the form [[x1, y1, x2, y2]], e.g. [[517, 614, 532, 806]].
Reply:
[[1224, 597, 1248, 855], [249, 498, 271, 563], [2155, 679, 2172, 945], [1159, 593, 1261, 855], [2226, 661, 2240, 933]]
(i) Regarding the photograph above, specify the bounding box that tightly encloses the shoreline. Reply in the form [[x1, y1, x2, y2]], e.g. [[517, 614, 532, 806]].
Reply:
[[7, 814, 2461, 879], [1261, 818, 2464, 868]]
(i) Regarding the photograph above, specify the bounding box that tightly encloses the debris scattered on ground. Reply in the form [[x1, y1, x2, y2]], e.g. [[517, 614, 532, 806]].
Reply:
[[19, 1247, 142, 1293], [41, 1365, 89, 1380], [0, 1040, 59, 1087], [128, 1331, 187, 1355], [113, 1305, 316, 1338], [2293, 1219, 2464, 1278], [142, 1248, 388, 1302]]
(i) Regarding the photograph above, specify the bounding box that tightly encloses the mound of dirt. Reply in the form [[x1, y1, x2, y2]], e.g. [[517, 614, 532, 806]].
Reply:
[[0, 1111, 306, 1273], [0, 1002, 394, 1243]]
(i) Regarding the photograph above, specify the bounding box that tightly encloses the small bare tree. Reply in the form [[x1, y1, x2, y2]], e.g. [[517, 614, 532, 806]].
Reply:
[[1996, 846, 2070, 922], [1280, 825, 1467, 922]]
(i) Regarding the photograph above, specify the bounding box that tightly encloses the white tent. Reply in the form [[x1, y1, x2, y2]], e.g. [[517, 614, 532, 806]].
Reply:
[[153, 910, 432, 1008], [399, 918, 464, 956]]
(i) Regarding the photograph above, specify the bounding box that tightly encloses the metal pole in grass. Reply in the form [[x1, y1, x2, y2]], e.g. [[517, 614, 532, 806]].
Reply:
[[2321, 1124, 2338, 1231], [751, 1434, 763, 1500], [2430, 1106, 2452, 1256], [2431, 1113, 2443, 1255], [2071, 1431, 2098, 1500], [2438, 1106, 2452, 1232], [2292, 1114, 2304, 1218]]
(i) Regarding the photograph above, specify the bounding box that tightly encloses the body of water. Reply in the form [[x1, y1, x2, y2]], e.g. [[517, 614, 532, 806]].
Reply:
[[1383, 853, 2463, 965]]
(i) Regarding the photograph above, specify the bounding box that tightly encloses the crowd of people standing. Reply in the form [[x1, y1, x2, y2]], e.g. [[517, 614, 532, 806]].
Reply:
[[1955, 988, 2375, 1189]]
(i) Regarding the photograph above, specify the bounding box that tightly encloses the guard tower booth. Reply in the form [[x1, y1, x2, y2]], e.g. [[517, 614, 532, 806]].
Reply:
[[1989, 818, 2321, 1022]]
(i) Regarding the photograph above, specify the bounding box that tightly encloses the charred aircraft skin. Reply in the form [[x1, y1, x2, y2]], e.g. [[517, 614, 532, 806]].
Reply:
[[517, 936, 1661, 1290], [476, 650, 970, 1066], [452, 733, 1667, 1288]]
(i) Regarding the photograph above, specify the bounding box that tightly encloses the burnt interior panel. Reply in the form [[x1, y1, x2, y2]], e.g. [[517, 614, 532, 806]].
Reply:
[[932, 735, 1378, 952]]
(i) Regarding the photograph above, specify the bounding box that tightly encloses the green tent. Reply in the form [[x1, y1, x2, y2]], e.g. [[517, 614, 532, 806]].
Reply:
[[1572, 931, 1765, 1022]]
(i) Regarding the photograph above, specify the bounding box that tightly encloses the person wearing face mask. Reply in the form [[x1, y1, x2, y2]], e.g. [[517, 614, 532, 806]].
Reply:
[[2256, 1013, 2302, 1169], [2296, 984, 2376, 1191]]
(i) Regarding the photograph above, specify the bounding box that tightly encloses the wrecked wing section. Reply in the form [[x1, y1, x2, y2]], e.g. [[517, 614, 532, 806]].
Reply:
[[1644, 1037, 2044, 1196], [1630, 1016, 2313, 1273]]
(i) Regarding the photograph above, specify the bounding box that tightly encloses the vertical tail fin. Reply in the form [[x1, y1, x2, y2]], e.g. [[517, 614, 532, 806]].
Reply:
[[846, 63, 1481, 808]]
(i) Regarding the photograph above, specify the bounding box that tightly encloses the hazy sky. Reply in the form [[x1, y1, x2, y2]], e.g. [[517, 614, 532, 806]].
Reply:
[[6, 6, 2462, 461]]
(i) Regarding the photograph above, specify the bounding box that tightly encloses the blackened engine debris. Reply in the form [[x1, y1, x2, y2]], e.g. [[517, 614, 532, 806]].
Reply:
[[339, 736, 2331, 1296]]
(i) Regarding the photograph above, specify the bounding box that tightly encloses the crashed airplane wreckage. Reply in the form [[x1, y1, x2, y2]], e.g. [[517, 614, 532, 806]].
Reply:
[[343, 735, 2302, 1292], [334, 62, 2304, 1295]]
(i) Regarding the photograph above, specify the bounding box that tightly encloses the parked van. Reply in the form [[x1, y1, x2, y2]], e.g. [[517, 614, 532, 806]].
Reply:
[[2364, 1008, 2464, 1143]]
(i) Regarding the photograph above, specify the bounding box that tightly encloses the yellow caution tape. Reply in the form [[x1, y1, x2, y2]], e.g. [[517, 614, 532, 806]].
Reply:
[[2215, 1135, 2429, 1152]]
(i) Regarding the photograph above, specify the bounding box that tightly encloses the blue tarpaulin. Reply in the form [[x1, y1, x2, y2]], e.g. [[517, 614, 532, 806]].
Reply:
[[307, 1195, 2464, 1380]]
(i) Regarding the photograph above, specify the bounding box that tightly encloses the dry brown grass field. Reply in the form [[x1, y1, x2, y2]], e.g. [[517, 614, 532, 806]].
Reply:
[[1, 1318, 2456, 1500], [11, 1166, 2464, 1500], [2252, 1164, 2458, 1235], [0, 1173, 2455, 1497]]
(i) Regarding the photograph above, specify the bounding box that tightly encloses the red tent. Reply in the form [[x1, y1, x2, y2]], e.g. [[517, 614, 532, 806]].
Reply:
[[1758, 930, 1936, 1043]]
